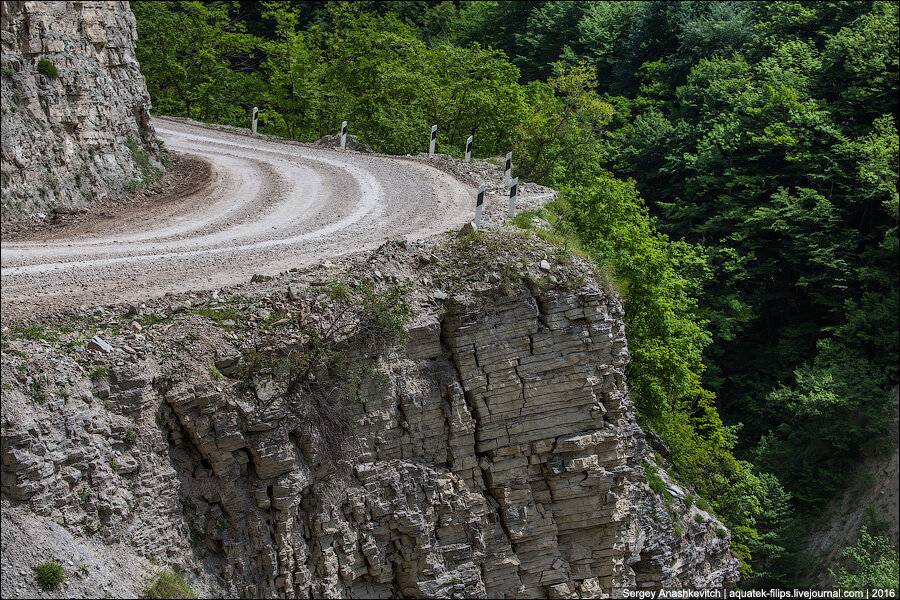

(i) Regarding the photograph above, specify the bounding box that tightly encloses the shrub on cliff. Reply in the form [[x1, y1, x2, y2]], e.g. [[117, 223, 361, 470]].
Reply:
[[235, 280, 413, 462], [36, 58, 58, 79], [143, 568, 197, 599]]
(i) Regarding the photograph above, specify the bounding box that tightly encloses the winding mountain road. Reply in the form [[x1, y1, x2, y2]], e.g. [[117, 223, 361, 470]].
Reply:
[[1, 117, 476, 319]]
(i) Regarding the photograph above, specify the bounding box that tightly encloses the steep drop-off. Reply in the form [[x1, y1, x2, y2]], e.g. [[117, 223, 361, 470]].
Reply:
[[1, 232, 739, 598], [0, 0, 162, 221]]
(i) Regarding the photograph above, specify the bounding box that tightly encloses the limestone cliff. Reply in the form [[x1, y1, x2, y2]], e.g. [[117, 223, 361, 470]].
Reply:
[[0, 1, 162, 221], [0, 232, 740, 598]]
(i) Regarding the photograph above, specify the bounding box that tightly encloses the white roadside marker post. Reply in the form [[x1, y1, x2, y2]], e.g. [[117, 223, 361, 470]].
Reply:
[[475, 184, 485, 230], [340, 121, 347, 150], [508, 177, 518, 218], [251, 106, 258, 134], [504, 151, 512, 187], [429, 124, 437, 156], [465, 135, 473, 162]]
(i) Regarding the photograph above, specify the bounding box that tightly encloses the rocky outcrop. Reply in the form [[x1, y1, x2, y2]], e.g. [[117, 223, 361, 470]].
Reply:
[[314, 133, 374, 153], [0, 234, 740, 598], [0, 1, 163, 221]]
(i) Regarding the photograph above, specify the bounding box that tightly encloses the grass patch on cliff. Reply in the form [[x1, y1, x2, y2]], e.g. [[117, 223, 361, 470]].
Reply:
[[642, 460, 667, 496], [90, 366, 109, 381], [143, 568, 197, 599], [133, 311, 169, 329], [29, 376, 48, 404], [511, 205, 587, 258], [33, 561, 66, 591], [9, 323, 59, 342], [193, 305, 243, 330]]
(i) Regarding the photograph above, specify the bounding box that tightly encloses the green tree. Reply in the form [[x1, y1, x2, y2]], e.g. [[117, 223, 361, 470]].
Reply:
[[421, 43, 526, 157], [832, 526, 900, 595], [312, 5, 430, 151], [512, 1, 593, 81], [819, 1, 899, 129], [513, 62, 614, 185], [559, 2, 642, 83], [449, 0, 544, 74], [257, 1, 318, 139], [132, 1, 260, 124]]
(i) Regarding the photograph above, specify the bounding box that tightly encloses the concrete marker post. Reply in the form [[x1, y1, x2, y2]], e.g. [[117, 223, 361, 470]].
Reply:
[[251, 107, 258, 134], [508, 177, 518, 218], [429, 124, 438, 156], [504, 152, 512, 187], [340, 121, 347, 150], [465, 135, 473, 163], [475, 184, 485, 230]]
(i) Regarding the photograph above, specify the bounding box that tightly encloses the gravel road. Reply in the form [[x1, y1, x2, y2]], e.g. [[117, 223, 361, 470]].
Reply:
[[1, 117, 477, 319]]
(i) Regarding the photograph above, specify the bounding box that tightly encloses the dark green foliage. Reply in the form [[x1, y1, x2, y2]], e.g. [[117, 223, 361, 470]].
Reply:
[[447, 1, 544, 75], [132, 1, 525, 155], [33, 562, 66, 591], [598, 0, 899, 514], [741, 472, 795, 588], [588, 0, 897, 583], [132, 1, 259, 123], [36, 58, 58, 79]]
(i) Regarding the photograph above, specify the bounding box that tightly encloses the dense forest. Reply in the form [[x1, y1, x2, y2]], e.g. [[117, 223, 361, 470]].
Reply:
[[130, 0, 899, 589]]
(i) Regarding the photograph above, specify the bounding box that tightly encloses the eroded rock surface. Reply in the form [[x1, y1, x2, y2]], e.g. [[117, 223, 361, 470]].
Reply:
[[0, 0, 163, 221], [1, 236, 739, 598]]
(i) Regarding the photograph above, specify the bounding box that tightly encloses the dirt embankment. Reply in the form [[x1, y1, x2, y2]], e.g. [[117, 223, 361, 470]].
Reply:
[[1, 153, 212, 243]]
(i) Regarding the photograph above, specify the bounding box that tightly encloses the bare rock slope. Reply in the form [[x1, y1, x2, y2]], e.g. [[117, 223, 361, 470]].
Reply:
[[1, 231, 739, 598], [0, 0, 163, 221]]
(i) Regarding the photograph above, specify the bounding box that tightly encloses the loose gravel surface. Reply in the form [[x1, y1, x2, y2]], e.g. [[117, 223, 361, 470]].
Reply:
[[1, 117, 487, 320]]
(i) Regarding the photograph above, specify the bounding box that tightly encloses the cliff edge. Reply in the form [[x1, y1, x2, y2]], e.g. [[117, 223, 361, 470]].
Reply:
[[1, 230, 740, 598]]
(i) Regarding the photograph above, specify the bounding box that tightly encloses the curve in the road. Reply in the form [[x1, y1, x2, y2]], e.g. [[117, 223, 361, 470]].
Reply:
[[1, 117, 475, 316]]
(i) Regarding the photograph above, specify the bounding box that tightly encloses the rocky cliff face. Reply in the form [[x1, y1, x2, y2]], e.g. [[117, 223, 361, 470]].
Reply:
[[0, 232, 739, 598], [0, 1, 162, 221]]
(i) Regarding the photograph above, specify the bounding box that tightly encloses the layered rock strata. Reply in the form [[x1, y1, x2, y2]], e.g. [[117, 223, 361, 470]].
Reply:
[[0, 1, 162, 220], [1, 239, 740, 598]]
